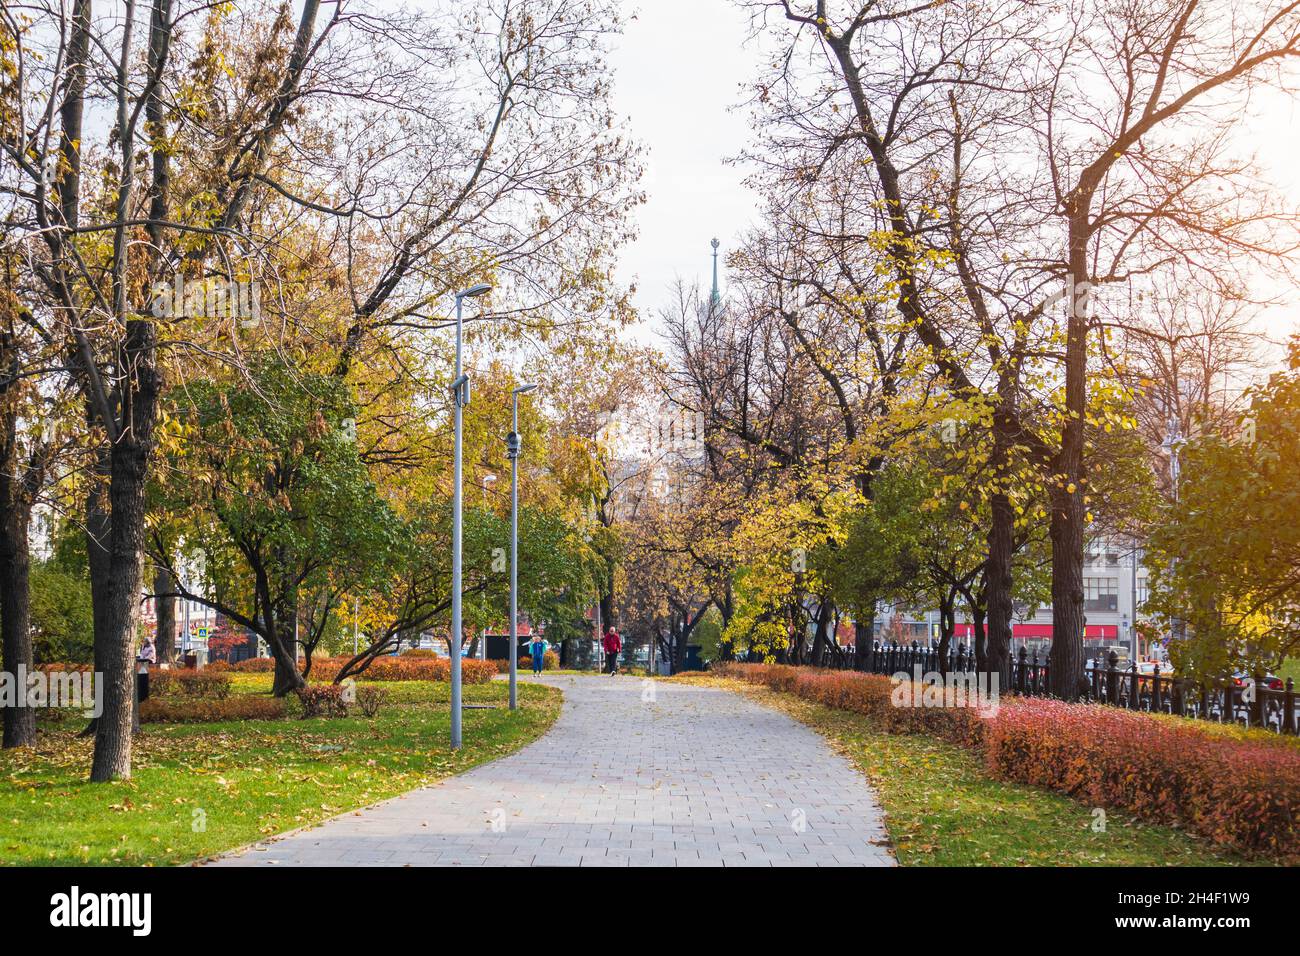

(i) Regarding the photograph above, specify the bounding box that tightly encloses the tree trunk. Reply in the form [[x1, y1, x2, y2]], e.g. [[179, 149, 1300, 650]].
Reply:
[[985, 490, 1014, 690], [0, 462, 36, 749], [671, 615, 688, 673], [937, 595, 955, 678], [853, 612, 876, 671], [1048, 482, 1087, 699], [983, 382, 1018, 690], [90, 318, 161, 782], [56, 0, 92, 227], [810, 601, 830, 667], [80, 441, 112, 740], [269, 611, 305, 697], [153, 564, 175, 665], [90, 505, 144, 780], [1049, 227, 1090, 701], [716, 587, 735, 661], [971, 603, 987, 673], [0, 321, 37, 748]]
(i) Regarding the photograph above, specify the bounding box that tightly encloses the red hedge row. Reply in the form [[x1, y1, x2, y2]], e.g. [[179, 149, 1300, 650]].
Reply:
[[716, 663, 1300, 860], [307, 656, 497, 684], [490, 650, 559, 673], [221, 655, 497, 683], [227, 658, 275, 673], [149, 668, 231, 700], [986, 698, 1300, 859], [139, 696, 286, 723]]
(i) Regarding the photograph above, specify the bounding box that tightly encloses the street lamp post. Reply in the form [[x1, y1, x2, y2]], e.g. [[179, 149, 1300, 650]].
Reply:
[[1161, 418, 1186, 658], [450, 283, 491, 749], [507, 383, 538, 711]]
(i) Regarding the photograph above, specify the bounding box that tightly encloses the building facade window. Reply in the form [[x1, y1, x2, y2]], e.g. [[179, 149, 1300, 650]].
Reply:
[[1084, 577, 1119, 612]]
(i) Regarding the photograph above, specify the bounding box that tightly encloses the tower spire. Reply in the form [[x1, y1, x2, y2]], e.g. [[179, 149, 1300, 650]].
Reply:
[[710, 237, 721, 307]]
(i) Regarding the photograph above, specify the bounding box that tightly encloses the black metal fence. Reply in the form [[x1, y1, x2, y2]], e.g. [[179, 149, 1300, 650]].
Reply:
[[823, 641, 1299, 735]]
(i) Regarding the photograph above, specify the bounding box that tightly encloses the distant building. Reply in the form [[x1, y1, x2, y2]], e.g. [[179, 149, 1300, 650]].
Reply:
[[875, 536, 1149, 662]]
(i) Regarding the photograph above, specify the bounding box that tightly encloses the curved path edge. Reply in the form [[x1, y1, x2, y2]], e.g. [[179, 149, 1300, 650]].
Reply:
[[206, 674, 896, 867]]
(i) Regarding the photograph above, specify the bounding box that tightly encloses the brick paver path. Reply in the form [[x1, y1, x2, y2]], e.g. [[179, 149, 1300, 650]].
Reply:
[[208, 674, 895, 867]]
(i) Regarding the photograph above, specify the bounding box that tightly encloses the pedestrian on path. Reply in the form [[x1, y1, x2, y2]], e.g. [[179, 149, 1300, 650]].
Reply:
[[602, 626, 621, 675], [528, 636, 550, 675], [137, 635, 156, 702]]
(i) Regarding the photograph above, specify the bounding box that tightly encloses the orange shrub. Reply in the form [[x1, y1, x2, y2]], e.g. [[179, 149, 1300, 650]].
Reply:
[[716, 662, 1300, 860], [985, 698, 1300, 859], [306, 655, 496, 684], [296, 683, 349, 718], [139, 697, 285, 723], [718, 663, 993, 747], [150, 668, 231, 700], [491, 650, 558, 673]]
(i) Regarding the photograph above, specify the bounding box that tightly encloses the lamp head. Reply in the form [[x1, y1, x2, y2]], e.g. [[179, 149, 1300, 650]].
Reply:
[[456, 283, 492, 299], [513, 383, 539, 395]]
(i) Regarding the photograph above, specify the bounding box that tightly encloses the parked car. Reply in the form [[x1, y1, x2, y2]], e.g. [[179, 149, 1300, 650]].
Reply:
[[1230, 671, 1284, 691]]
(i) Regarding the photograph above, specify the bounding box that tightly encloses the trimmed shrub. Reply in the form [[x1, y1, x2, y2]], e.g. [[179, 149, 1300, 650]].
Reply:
[[716, 662, 1300, 861], [306, 655, 497, 684], [139, 697, 285, 723], [400, 648, 436, 658], [150, 668, 231, 700], [227, 654, 498, 684], [297, 684, 349, 718], [716, 663, 990, 747], [356, 685, 388, 717], [491, 649, 558, 673], [984, 698, 1300, 859]]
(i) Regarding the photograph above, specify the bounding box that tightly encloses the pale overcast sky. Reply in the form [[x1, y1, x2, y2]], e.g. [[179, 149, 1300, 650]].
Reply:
[[606, 0, 766, 333]]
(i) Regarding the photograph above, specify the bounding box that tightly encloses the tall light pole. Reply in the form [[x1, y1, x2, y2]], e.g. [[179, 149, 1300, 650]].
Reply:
[[1160, 417, 1185, 660], [450, 282, 491, 749], [507, 383, 538, 711]]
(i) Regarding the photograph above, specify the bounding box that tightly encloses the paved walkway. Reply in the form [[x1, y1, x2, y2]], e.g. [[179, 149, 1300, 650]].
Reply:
[[208, 674, 895, 867]]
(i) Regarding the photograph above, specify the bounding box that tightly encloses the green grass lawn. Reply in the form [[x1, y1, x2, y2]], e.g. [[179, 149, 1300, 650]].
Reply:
[[0, 677, 560, 866], [719, 679, 1259, 867]]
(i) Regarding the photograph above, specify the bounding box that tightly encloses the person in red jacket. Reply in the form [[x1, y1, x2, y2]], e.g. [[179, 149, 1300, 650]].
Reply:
[[601, 626, 622, 675]]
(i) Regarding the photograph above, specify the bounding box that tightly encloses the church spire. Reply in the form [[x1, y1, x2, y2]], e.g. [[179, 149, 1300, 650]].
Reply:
[[710, 237, 721, 308]]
